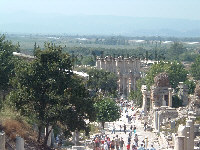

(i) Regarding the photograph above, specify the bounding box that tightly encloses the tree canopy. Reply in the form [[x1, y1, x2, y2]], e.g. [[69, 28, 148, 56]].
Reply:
[[94, 97, 120, 129], [87, 68, 118, 95], [145, 61, 188, 89], [0, 35, 20, 101], [9, 45, 95, 146], [191, 55, 200, 80]]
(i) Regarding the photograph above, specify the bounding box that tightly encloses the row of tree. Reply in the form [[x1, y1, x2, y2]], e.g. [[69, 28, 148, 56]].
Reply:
[[60, 42, 198, 67]]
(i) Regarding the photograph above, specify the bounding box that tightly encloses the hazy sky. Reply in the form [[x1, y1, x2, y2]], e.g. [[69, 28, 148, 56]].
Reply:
[[0, 0, 200, 20]]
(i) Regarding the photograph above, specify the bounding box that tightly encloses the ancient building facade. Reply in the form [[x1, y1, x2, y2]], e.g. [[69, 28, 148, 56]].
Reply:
[[96, 56, 141, 96]]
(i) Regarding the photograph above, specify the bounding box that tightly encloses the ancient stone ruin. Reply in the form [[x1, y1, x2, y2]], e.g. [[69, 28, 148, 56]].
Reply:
[[96, 56, 141, 96], [140, 72, 200, 150]]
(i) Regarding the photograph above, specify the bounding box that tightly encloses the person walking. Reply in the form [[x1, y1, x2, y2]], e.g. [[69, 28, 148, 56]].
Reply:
[[130, 125, 133, 136], [126, 142, 131, 150], [115, 135, 120, 150], [150, 144, 156, 150], [138, 144, 145, 150], [132, 145, 137, 150], [134, 134, 138, 147], [124, 124, 126, 134], [133, 125, 136, 135], [112, 123, 116, 134], [119, 137, 125, 150], [144, 122, 147, 131]]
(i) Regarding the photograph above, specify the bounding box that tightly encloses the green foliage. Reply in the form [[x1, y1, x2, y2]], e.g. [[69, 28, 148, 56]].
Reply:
[[0, 35, 20, 100], [9, 45, 95, 145], [172, 95, 183, 108], [184, 80, 196, 94], [94, 97, 120, 127], [145, 61, 188, 89], [82, 56, 95, 66], [87, 68, 118, 95], [167, 42, 186, 60], [191, 55, 200, 80], [128, 78, 145, 107]]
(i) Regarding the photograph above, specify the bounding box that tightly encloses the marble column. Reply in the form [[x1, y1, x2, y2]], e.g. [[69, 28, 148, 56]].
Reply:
[[178, 125, 187, 150], [175, 136, 185, 150], [162, 95, 166, 106], [168, 88, 173, 107], [16, 136, 24, 150], [154, 111, 158, 130], [45, 126, 52, 147], [73, 130, 80, 146], [186, 120, 194, 150], [158, 113, 161, 132], [142, 91, 147, 115], [185, 126, 190, 150], [0, 132, 5, 150]]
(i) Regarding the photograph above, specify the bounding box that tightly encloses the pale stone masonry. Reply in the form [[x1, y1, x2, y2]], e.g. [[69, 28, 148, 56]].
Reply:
[[16, 136, 24, 150], [96, 56, 141, 96], [0, 132, 5, 150]]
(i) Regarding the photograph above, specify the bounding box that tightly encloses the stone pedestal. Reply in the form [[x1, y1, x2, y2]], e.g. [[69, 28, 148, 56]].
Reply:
[[175, 136, 185, 150], [0, 132, 5, 150], [16, 136, 24, 150]]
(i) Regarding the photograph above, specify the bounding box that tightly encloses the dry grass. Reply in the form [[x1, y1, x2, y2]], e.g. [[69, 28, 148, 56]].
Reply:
[[2, 119, 28, 140], [0, 106, 37, 142]]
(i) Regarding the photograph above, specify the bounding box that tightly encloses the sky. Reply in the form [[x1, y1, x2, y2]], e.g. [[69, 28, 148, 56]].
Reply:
[[0, 0, 200, 20]]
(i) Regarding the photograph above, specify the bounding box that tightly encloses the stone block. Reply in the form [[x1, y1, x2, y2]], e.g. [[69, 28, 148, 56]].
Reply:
[[16, 136, 24, 150], [72, 146, 85, 150]]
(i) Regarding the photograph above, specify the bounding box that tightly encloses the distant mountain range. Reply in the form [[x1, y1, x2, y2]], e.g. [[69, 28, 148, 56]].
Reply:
[[0, 13, 200, 37]]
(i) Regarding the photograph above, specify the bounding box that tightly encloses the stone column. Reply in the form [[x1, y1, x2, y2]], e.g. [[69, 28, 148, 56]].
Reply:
[[45, 126, 52, 147], [51, 129, 55, 147], [154, 111, 158, 130], [178, 125, 187, 150], [73, 130, 80, 146], [162, 95, 166, 106], [142, 91, 147, 115], [186, 120, 194, 150], [0, 132, 5, 150], [158, 112, 161, 132], [16, 136, 24, 150], [185, 126, 190, 150], [168, 88, 173, 107], [175, 136, 185, 150], [145, 137, 148, 149]]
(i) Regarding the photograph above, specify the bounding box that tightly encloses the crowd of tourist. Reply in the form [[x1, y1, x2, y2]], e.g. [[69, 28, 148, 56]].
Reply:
[[92, 99, 157, 150]]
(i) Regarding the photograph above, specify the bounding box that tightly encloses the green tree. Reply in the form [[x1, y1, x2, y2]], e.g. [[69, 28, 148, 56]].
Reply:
[[0, 35, 20, 101], [167, 42, 186, 60], [172, 95, 182, 108], [87, 68, 118, 95], [94, 97, 120, 129], [191, 55, 200, 80], [184, 80, 196, 94], [82, 56, 95, 66], [9, 45, 95, 147], [128, 78, 145, 107], [145, 61, 188, 89]]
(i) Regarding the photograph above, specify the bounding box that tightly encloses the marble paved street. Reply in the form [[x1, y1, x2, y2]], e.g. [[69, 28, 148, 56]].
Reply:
[[104, 108, 160, 149]]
